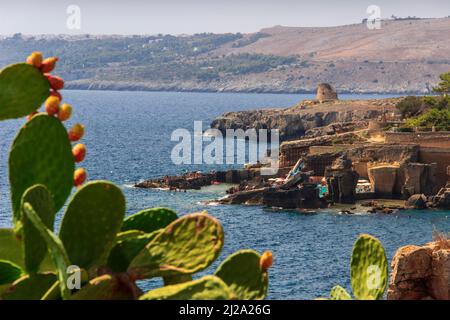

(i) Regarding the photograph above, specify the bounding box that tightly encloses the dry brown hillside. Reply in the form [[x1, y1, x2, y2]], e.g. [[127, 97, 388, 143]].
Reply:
[[214, 18, 450, 61]]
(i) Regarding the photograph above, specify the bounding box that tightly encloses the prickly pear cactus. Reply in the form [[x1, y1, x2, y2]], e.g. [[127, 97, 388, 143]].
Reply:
[[20, 185, 55, 273], [0, 63, 49, 120], [0, 260, 24, 285], [122, 207, 178, 233], [59, 181, 125, 269], [215, 250, 269, 300], [350, 234, 388, 300], [1, 273, 56, 300], [23, 203, 71, 299], [71, 274, 136, 300], [330, 285, 352, 300], [107, 230, 160, 272], [128, 213, 224, 279], [140, 276, 233, 300], [9, 114, 74, 221], [0, 229, 24, 267]]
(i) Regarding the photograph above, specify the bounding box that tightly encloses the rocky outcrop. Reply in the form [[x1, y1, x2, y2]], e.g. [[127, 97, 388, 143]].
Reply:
[[210, 98, 401, 142], [316, 83, 338, 102], [325, 156, 359, 204], [405, 194, 428, 209], [432, 183, 450, 209], [367, 164, 399, 196], [388, 242, 450, 300]]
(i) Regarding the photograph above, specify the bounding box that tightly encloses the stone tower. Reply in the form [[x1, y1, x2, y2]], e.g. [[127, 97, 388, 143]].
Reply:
[[316, 83, 338, 102]]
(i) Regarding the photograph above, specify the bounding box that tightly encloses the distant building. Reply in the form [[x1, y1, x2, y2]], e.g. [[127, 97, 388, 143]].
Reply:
[[316, 83, 338, 102]]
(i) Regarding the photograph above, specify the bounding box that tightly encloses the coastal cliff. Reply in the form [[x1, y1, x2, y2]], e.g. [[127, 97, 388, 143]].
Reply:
[[211, 98, 401, 141]]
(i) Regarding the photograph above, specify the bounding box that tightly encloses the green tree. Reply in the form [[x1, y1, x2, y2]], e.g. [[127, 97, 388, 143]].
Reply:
[[433, 72, 450, 94]]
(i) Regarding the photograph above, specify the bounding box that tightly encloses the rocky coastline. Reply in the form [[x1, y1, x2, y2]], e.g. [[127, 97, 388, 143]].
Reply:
[[136, 85, 450, 213]]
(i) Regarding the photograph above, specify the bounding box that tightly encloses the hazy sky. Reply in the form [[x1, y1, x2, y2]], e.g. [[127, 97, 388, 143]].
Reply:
[[1, 0, 449, 35]]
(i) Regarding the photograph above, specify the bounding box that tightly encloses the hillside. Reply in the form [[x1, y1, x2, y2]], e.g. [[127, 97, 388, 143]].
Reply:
[[1, 18, 449, 93]]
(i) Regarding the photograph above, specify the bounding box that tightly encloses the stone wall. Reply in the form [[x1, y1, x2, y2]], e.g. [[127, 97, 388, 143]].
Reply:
[[419, 147, 450, 188], [385, 131, 450, 148]]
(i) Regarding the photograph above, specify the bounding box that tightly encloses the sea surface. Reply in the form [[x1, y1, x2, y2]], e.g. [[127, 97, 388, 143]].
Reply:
[[0, 90, 449, 299]]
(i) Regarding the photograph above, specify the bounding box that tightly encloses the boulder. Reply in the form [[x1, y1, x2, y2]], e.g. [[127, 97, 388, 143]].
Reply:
[[388, 243, 450, 300], [387, 245, 433, 300], [405, 194, 428, 209]]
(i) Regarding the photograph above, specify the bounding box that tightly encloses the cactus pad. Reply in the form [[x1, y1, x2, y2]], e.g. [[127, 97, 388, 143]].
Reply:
[[71, 274, 135, 300], [122, 207, 178, 233], [1, 273, 56, 300], [0, 229, 24, 268], [350, 234, 388, 300], [0, 260, 25, 285], [215, 249, 268, 300], [23, 203, 71, 300], [21, 185, 55, 273], [139, 276, 232, 300], [59, 181, 125, 269], [107, 231, 160, 272], [0, 63, 49, 120], [128, 213, 224, 279], [9, 114, 74, 220], [330, 285, 352, 300]]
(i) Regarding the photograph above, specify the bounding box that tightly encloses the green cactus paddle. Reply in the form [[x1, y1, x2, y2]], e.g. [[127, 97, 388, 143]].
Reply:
[[215, 249, 269, 300], [59, 181, 125, 270], [128, 213, 224, 279], [0, 63, 49, 120], [350, 234, 388, 300], [9, 114, 74, 222], [139, 275, 232, 300], [20, 185, 56, 273]]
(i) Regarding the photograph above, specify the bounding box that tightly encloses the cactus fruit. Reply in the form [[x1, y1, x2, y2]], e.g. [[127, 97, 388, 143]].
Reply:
[[215, 250, 269, 300], [50, 90, 62, 101], [59, 181, 125, 270], [128, 213, 224, 279], [45, 74, 64, 91], [260, 251, 273, 271], [350, 234, 388, 300], [45, 95, 60, 116], [140, 276, 233, 300], [0, 63, 50, 120], [26, 52, 43, 68], [121, 207, 178, 233], [40, 57, 58, 73], [58, 103, 72, 121], [9, 114, 74, 220], [330, 285, 352, 300], [68, 123, 85, 142], [23, 203, 71, 299], [72, 144, 86, 163], [20, 185, 56, 273], [73, 168, 87, 186], [1, 273, 56, 300], [0, 260, 25, 285]]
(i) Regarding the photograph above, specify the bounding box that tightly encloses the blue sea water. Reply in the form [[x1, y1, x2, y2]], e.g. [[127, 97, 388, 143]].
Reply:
[[0, 90, 449, 299]]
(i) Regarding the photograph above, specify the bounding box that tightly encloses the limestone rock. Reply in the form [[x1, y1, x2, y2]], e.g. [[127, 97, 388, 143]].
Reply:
[[405, 194, 428, 209], [388, 242, 450, 300], [367, 164, 399, 196], [387, 245, 433, 300]]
